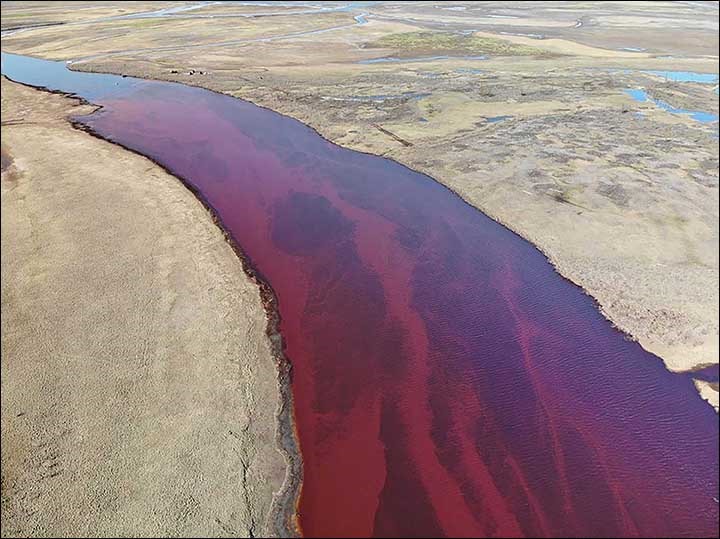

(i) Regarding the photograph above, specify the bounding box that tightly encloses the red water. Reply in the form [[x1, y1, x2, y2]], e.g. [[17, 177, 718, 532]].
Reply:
[[12, 62, 717, 537]]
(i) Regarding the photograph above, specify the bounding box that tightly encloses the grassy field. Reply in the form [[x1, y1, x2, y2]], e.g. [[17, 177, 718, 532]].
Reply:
[[367, 31, 552, 56]]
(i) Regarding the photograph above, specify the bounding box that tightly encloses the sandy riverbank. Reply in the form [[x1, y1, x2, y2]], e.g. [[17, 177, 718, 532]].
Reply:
[[0, 78, 290, 537]]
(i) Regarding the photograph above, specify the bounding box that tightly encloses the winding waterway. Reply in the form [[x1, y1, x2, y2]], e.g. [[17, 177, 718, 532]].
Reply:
[[2, 52, 718, 538]]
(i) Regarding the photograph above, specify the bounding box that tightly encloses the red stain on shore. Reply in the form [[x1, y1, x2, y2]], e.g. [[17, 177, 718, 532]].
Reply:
[[11, 63, 714, 537]]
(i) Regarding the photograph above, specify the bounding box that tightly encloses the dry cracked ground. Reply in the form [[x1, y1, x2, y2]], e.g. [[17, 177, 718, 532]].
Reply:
[[1, 0, 719, 537]]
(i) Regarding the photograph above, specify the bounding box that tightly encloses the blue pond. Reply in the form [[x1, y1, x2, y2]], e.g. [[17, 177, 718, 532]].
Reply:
[[625, 88, 718, 124], [486, 115, 513, 123], [643, 71, 718, 84]]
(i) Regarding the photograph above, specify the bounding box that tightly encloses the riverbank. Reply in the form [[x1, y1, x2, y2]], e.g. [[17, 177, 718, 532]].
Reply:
[[0, 78, 290, 537]]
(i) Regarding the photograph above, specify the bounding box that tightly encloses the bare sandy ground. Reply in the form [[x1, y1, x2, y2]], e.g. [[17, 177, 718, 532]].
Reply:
[[695, 380, 720, 412], [0, 78, 288, 537]]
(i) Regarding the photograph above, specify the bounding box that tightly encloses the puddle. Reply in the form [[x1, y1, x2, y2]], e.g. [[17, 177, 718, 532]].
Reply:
[[486, 115, 513, 123]]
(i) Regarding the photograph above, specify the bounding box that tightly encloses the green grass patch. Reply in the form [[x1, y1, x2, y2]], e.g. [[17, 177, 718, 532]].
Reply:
[[367, 31, 549, 56]]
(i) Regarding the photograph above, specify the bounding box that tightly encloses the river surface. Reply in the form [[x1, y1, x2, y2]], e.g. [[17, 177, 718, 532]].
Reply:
[[2, 52, 718, 538]]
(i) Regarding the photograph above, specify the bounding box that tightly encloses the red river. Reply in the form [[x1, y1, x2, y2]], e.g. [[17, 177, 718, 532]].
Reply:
[[2, 53, 717, 538]]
